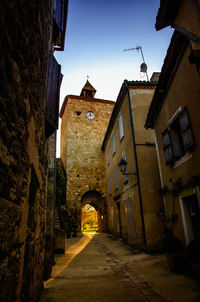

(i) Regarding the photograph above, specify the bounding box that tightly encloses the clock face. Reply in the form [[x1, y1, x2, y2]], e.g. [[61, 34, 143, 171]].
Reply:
[[86, 111, 95, 120]]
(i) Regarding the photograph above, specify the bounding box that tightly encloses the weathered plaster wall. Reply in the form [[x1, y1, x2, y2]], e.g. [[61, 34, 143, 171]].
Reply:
[[0, 1, 52, 301], [154, 45, 200, 243], [175, 0, 200, 48], [155, 46, 200, 189], [104, 95, 137, 241], [104, 86, 164, 251], [130, 87, 164, 250], [60, 97, 114, 232]]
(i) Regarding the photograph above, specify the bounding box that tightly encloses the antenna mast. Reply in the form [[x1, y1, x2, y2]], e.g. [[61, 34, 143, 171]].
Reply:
[[123, 46, 149, 81]]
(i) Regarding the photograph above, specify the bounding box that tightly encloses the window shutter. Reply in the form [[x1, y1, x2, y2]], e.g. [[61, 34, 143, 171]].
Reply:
[[122, 152, 128, 182], [170, 125, 182, 160], [119, 115, 124, 140], [45, 53, 61, 138], [53, 0, 64, 32], [107, 147, 110, 165], [108, 175, 112, 195], [162, 130, 174, 165], [53, 0, 67, 50], [112, 133, 116, 154], [114, 166, 119, 189], [179, 108, 195, 152]]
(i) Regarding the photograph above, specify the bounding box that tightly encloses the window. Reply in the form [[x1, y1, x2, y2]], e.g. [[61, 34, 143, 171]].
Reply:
[[107, 147, 110, 165], [119, 114, 124, 140], [122, 151, 128, 183], [108, 175, 112, 195], [112, 133, 116, 155], [114, 166, 119, 190], [162, 107, 195, 165]]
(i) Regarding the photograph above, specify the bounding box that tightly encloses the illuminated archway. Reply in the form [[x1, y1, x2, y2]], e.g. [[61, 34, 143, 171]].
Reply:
[[81, 190, 107, 233], [82, 204, 98, 233]]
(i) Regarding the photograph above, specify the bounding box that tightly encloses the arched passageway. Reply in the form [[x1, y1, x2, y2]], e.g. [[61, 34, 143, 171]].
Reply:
[[81, 204, 98, 233], [81, 190, 107, 233]]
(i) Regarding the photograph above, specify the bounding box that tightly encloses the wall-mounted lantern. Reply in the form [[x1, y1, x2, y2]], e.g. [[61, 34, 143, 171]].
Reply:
[[118, 158, 137, 176]]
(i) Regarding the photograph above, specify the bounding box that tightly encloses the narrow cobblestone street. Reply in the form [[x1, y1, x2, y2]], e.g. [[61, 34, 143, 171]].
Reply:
[[40, 233, 200, 302]]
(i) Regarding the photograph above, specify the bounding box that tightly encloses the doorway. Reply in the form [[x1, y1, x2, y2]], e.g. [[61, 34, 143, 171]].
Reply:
[[125, 198, 137, 245], [182, 194, 200, 242], [81, 190, 107, 232], [81, 204, 98, 233], [116, 202, 122, 238]]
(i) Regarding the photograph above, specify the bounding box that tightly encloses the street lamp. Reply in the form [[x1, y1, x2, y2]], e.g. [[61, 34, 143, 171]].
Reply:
[[118, 159, 137, 176]]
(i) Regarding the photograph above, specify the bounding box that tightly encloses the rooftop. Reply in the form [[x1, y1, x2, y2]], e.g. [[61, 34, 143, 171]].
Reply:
[[102, 80, 157, 151], [155, 0, 182, 31], [145, 31, 188, 129]]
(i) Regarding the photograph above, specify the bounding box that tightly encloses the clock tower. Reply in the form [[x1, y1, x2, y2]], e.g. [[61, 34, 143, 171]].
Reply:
[[60, 81, 114, 235], [80, 80, 96, 98]]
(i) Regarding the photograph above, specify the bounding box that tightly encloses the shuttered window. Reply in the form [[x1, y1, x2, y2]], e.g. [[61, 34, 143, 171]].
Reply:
[[53, 0, 67, 50], [170, 120, 183, 161], [108, 175, 112, 195], [45, 53, 62, 138], [122, 151, 128, 183], [114, 166, 119, 190], [162, 107, 195, 165], [107, 147, 110, 165], [112, 133, 116, 155], [162, 130, 174, 165], [119, 114, 124, 140], [179, 108, 194, 152], [54, 0, 65, 34]]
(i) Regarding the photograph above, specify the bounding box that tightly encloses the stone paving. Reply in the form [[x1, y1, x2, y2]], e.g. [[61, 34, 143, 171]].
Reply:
[[40, 233, 200, 302], [92, 236, 165, 302]]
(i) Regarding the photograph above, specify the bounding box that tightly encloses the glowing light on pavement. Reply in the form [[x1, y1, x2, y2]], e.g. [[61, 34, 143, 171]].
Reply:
[[44, 234, 94, 286]]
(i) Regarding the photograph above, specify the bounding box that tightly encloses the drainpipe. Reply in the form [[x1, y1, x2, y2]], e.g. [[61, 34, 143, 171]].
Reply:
[[126, 83, 147, 250]]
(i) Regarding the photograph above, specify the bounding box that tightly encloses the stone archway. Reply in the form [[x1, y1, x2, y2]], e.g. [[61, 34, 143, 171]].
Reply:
[[81, 204, 98, 233], [81, 190, 107, 232]]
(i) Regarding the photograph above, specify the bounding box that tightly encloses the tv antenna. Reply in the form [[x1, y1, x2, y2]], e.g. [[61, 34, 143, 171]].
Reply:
[[123, 45, 149, 81]]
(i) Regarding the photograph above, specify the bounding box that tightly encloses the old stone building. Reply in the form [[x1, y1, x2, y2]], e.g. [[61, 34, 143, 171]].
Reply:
[[0, 1, 68, 301], [101, 78, 164, 251], [60, 81, 115, 234]]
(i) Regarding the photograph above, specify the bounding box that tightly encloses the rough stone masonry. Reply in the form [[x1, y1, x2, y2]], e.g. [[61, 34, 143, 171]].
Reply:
[[0, 1, 53, 301], [60, 86, 115, 234]]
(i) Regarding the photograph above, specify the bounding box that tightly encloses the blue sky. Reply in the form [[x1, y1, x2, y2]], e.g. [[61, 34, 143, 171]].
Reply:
[[55, 0, 173, 155]]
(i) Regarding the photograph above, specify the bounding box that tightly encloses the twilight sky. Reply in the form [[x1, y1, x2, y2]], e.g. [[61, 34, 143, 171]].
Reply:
[[55, 0, 173, 155]]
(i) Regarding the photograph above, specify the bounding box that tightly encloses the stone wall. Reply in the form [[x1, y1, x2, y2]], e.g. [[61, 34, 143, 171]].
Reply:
[[0, 1, 52, 301], [60, 96, 114, 232], [44, 132, 56, 281]]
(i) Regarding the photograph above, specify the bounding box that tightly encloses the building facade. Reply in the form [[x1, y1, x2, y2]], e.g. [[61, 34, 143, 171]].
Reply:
[[145, 1, 200, 252], [60, 81, 115, 234], [0, 1, 68, 301], [102, 79, 164, 251]]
